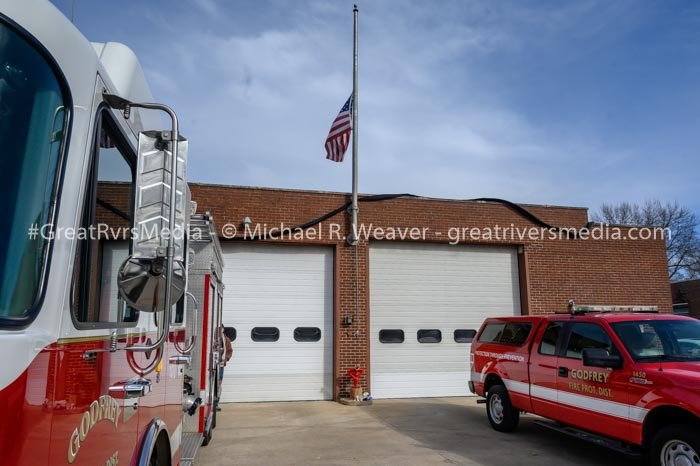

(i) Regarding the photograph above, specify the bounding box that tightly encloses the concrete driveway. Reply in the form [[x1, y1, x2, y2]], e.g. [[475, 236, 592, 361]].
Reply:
[[196, 397, 642, 465]]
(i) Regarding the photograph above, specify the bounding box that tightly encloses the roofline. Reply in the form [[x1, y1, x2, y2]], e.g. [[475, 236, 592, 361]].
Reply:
[[189, 181, 590, 212], [671, 278, 700, 285]]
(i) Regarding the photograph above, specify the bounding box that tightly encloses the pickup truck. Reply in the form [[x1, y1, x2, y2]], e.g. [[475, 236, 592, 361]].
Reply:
[[469, 308, 700, 466]]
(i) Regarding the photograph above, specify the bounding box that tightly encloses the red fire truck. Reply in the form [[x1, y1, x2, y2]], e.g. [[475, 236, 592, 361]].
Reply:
[[0, 0, 225, 464], [470, 302, 700, 466]]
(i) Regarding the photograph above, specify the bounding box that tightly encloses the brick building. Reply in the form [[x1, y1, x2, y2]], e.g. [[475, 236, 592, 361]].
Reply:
[[671, 279, 700, 318], [182, 183, 672, 402], [96, 182, 671, 401]]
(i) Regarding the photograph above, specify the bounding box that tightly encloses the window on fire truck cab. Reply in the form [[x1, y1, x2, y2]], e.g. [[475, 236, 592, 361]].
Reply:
[[478, 323, 505, 343], [539, 322, 563, 356], [478, 322, 532, 346], [0, 19, 70, 325], [71, 110, 138, 327], [564, 323, 616, 359], [612, 320, 700, 361]]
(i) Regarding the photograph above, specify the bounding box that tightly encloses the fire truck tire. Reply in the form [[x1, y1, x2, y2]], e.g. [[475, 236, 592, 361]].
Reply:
[[149, 432, 171, 466], [650, 425, 700, 466], [486, 384, 519, 433]]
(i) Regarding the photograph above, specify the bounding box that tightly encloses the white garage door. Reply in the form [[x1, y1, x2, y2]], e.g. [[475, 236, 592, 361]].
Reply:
[[221, 244, 333, 402], [370, 242, 521, 399]]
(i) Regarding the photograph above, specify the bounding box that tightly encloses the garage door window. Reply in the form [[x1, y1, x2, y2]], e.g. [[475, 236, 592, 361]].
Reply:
[[294, 327, 321, 342], [251, 327, 279, 342], [454, 329, 477, 343], [417, 329, 442, 343], [379, 329, 404, 343]]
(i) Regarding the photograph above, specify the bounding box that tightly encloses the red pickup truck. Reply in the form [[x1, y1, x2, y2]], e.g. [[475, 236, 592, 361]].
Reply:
[[469, 306, 700, 466]]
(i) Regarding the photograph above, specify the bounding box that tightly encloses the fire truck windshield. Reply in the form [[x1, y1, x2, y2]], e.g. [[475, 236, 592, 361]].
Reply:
[[612, 319, 700, 362], [0, 20, 68, 322]]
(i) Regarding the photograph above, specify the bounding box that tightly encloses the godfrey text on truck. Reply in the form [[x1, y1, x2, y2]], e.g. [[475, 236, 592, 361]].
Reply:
[[470, 302, 700, 466]]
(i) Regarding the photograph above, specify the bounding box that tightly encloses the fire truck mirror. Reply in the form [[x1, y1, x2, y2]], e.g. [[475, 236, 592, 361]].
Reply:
[[117, 130, 190, 313], [118, 256, 185, 312], [130, 130, 189, 262], [582, 348, 623, 370]]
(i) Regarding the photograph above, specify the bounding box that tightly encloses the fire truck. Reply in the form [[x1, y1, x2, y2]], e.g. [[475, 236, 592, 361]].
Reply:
[[470, 302, 700, 466], [0, 0, 225, 464]]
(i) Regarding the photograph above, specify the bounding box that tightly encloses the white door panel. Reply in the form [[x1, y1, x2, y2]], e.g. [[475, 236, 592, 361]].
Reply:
[[221, 244, 333, 402], [370, 242, 521, 399]]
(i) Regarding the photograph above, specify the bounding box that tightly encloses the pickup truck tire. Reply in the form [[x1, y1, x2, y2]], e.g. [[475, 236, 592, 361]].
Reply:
[[650, 424, 700, 466], [486, 384, 519, 433]]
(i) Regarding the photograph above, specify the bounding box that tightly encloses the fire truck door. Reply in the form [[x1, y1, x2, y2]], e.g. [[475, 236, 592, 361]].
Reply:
[[555, 322, 630, 441], [51, 76, 142, 465], [528, 321, 564, 421]]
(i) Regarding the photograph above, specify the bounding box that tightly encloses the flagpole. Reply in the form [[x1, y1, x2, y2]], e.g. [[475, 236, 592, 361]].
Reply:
[[349, 4, 359, 246]]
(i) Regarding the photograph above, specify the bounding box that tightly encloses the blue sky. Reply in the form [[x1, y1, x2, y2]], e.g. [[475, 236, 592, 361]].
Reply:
[[51, 0, 699, 218]]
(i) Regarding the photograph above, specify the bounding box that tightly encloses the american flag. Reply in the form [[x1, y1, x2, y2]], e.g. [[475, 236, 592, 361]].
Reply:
[[325, 94, 353, 162]]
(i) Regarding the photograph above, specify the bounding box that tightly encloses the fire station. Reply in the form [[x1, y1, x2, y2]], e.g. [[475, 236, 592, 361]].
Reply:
[[176, 183, 672, 402]]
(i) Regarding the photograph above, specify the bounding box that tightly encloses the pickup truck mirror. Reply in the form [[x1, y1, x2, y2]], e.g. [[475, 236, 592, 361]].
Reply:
[[582, 348, 623, 369]]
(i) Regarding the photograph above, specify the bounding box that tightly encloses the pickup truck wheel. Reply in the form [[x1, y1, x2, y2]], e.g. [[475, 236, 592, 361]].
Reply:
[[486, 384, 519, 433], [651, 425, 700, 466]]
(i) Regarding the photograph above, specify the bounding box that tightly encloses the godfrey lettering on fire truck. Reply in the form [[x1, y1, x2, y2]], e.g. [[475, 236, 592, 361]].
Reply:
[[469, 302, 700, 466], [68, 396, 122, 463]]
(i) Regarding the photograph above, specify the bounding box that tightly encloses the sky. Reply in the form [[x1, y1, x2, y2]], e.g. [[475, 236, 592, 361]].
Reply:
[[51, 0, 699, 219]]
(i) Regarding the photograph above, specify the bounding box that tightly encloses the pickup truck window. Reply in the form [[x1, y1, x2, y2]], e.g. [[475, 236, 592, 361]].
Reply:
[[479, 323, 505, 343], [564, 323, 614, 359], [538, 322, 562, 356], [478, 322, 532, 346], [612, 319, 700, 362]]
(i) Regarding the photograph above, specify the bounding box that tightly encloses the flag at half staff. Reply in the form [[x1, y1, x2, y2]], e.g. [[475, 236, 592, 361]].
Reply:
[[325, 94, 352, 162]]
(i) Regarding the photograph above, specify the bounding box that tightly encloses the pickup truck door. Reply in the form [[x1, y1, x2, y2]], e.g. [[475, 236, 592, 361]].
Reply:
[[528, 321, 565, 421], [555, 322, 630, 441]]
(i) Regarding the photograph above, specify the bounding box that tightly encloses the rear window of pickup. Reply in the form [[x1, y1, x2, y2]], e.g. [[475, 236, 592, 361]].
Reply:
[[478, 322, 533, 346]]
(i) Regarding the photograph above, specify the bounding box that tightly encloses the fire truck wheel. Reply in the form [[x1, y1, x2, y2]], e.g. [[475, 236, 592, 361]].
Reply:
[[149, 432, 171, 466], [650, 425, 700, 466], [486, 384, 519, 433]]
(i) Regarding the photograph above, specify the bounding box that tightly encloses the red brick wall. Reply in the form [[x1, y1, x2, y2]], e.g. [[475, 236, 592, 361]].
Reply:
[[188, 183, 671, 399], [671, 279, 700, 318]]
